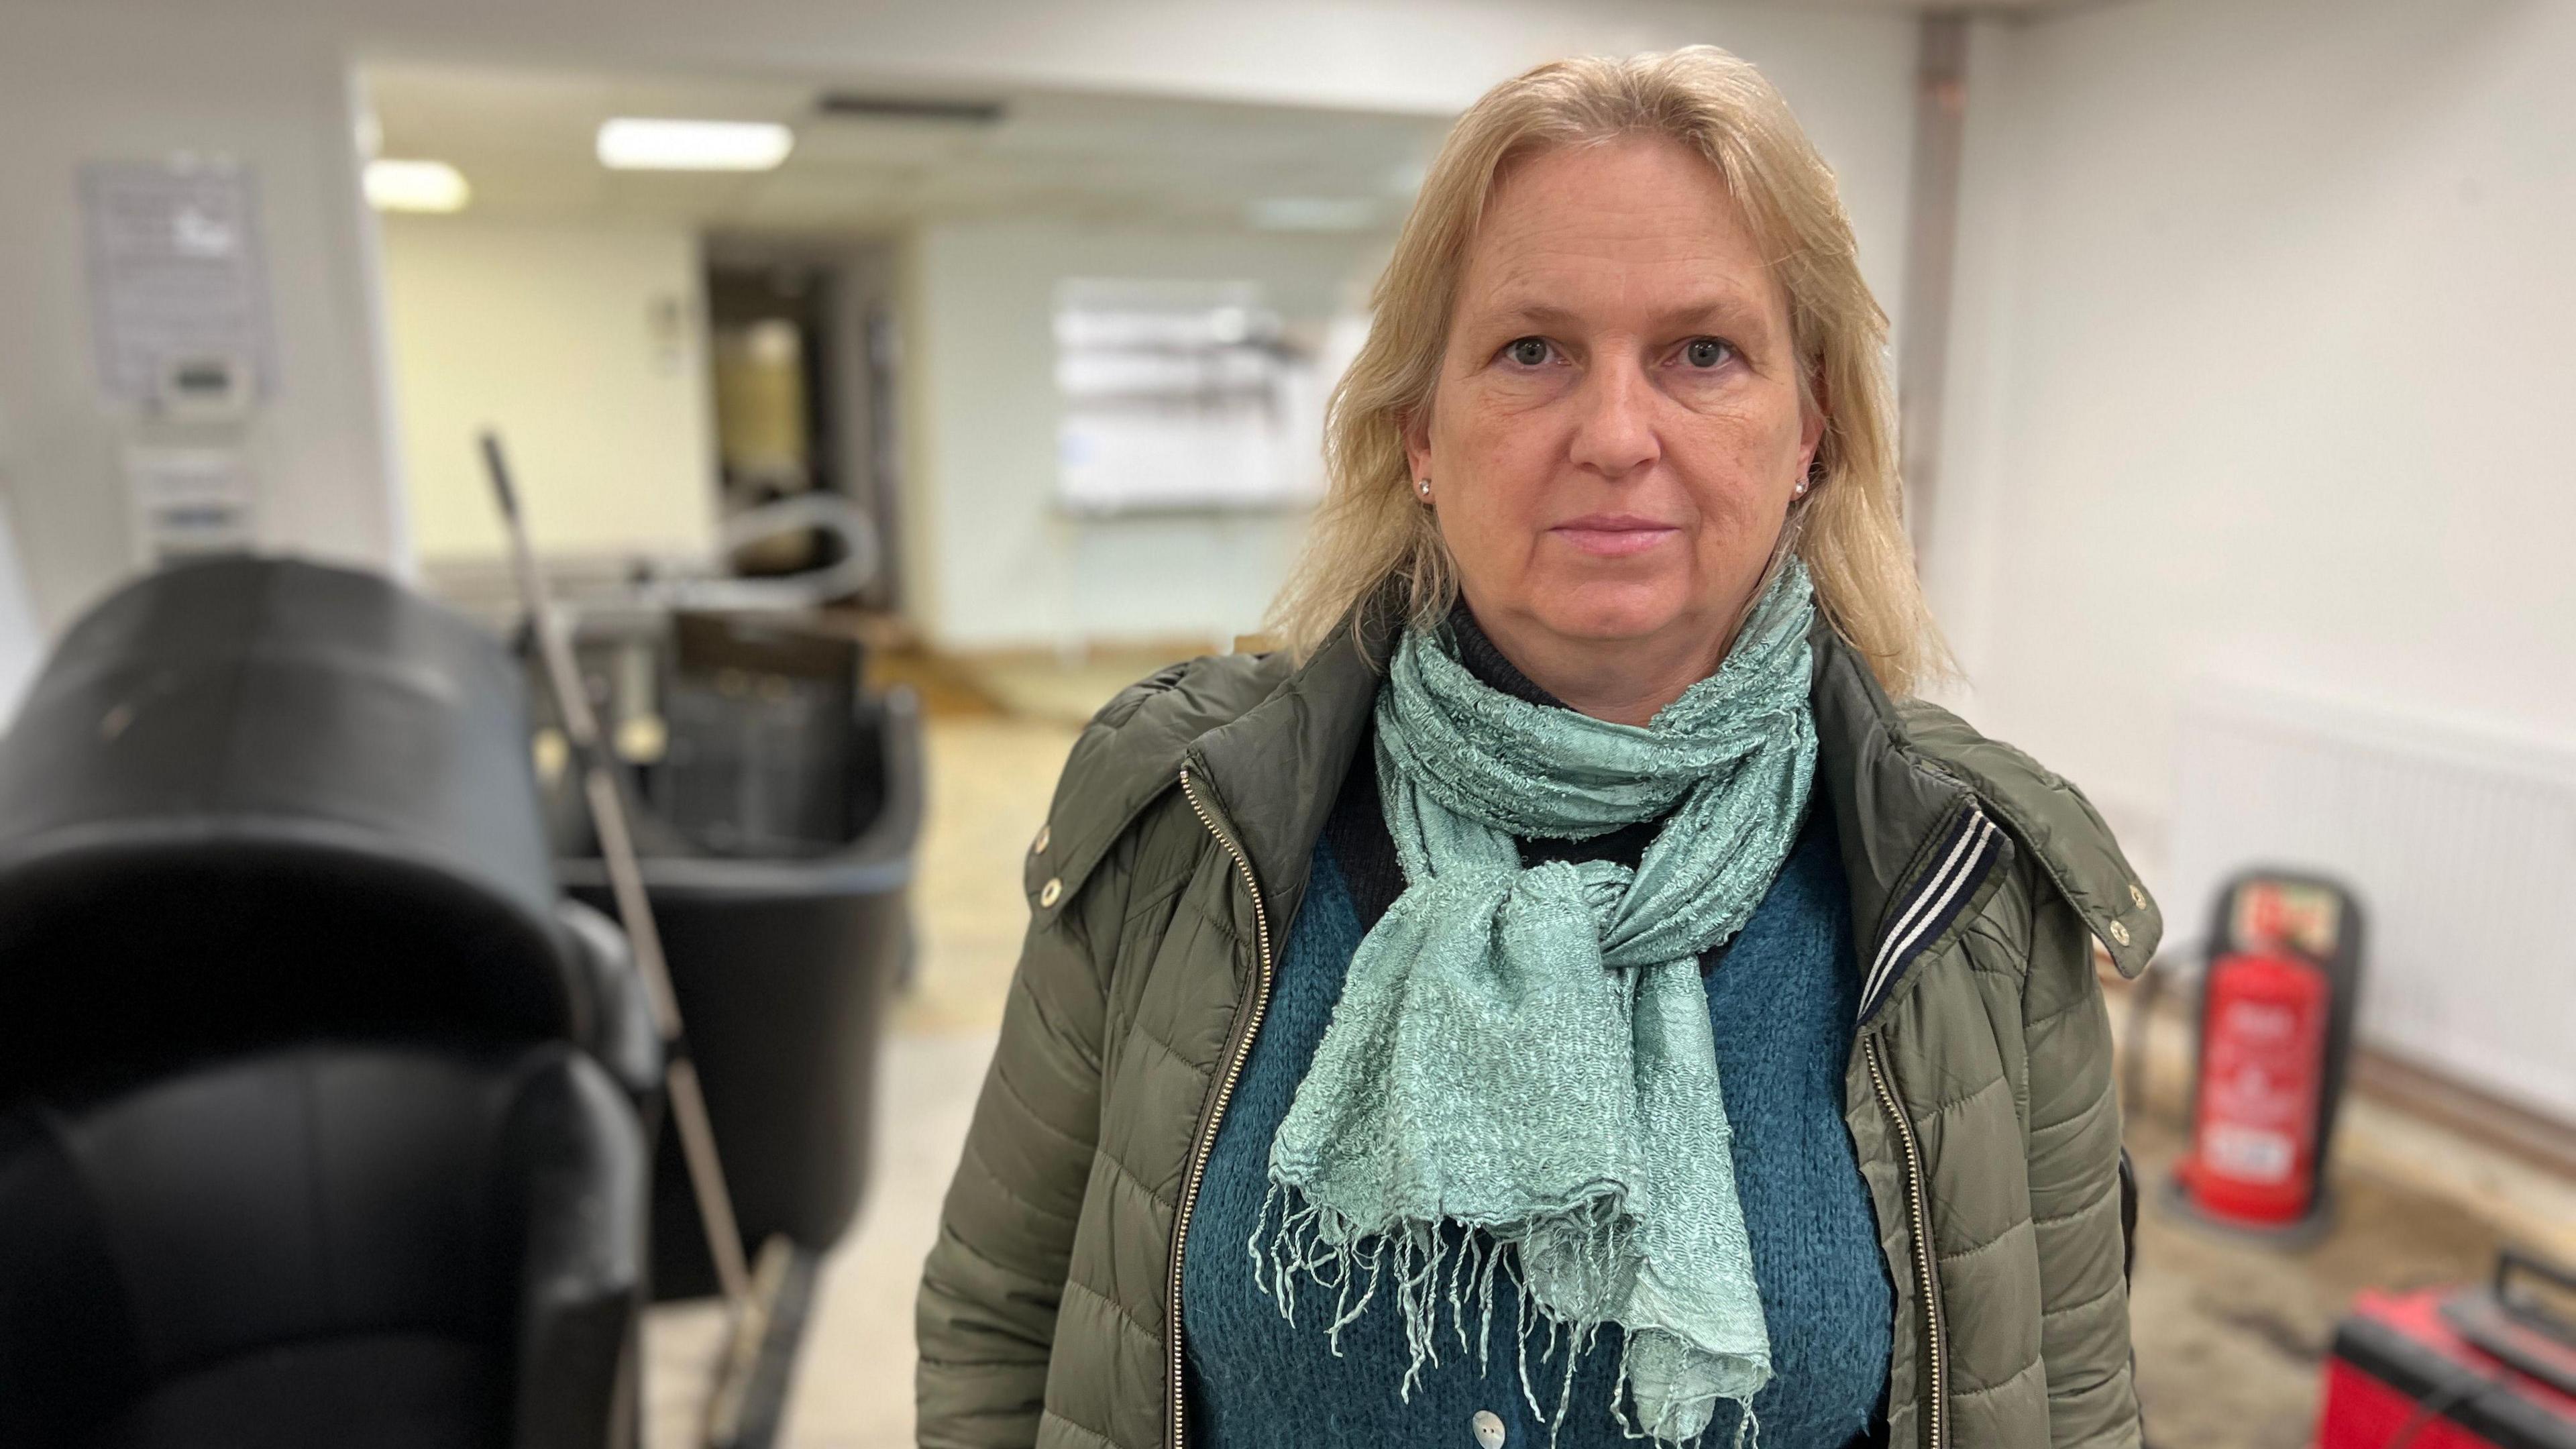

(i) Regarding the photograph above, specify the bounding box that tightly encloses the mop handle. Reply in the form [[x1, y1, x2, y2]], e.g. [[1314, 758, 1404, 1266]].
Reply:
[[481, 431, 753, 1307]]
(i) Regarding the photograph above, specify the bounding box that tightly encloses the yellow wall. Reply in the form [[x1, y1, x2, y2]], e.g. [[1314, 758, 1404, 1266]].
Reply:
[[380, 217, 717, 566]]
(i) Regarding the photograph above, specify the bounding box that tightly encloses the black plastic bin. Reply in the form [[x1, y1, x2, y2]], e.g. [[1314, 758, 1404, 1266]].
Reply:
[[545, 611, 923, 1299]]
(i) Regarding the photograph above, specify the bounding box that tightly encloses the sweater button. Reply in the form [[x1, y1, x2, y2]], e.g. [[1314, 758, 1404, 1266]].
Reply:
[[1470, 1409, 1505, 1448]]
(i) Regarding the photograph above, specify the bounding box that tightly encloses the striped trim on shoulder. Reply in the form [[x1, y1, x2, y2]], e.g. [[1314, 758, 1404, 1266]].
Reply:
[[1858, 804, 2005, 1023]]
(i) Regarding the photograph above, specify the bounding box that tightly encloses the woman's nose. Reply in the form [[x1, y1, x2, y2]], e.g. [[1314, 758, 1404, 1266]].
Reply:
[[1564, 356, 1660, 480]]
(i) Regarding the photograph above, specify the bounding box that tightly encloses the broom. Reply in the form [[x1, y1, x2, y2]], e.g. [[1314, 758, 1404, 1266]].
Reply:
[[482, 431, 808, 1449]]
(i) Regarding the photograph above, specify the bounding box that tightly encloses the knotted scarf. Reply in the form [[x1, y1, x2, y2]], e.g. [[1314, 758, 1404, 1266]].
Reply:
[[1253, 559, 1820, 1446]]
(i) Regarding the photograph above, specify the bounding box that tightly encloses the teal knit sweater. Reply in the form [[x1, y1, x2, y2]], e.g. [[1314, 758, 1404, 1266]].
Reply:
[[1182, 626, 1892, 1448]]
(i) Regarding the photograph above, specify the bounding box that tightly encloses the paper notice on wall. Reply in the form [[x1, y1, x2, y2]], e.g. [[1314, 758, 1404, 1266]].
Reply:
[[80, 160, 276, 402]]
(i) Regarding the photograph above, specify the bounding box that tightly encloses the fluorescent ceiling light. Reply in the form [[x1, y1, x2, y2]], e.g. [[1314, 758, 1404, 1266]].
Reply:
[[597, 118, 794, 172], [364, 158, 470, 213]]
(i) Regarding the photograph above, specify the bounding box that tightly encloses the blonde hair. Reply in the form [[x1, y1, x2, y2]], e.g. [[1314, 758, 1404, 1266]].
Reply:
[[1267, 46, 1947, 696]]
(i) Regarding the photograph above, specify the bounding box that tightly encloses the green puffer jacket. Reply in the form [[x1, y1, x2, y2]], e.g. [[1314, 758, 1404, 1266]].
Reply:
[[917, 616, 2161, 1449]]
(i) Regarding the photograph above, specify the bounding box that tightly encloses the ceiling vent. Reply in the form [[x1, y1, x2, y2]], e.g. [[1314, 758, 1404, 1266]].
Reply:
[[813, 94, 1006, 125]]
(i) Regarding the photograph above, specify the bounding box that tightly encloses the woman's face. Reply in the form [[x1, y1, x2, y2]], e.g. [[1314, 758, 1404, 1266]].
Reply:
[[1406, 136, 1822, 662]]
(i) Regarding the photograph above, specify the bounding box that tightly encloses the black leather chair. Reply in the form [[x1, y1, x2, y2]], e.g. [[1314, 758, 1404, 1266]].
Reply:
[[0, 1042, 643, 1449], [0, 557, 655, 1100], [0, 557, 657, 1446]]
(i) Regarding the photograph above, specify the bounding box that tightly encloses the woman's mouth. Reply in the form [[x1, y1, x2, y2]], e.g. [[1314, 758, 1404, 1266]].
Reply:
[[1547, 515, 1682, 557]]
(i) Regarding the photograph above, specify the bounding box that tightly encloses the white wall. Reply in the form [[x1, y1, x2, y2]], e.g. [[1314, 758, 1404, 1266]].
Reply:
[[0, 0, 1921, 644], [1927, 0, 2576, 878], [380, 217, 716, 566], [902, 220, 1376, 649], [0, 494, 40, 725], [0, 3, 402, 632]]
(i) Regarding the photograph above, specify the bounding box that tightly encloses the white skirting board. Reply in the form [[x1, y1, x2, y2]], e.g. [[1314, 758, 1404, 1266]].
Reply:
[[2168, 680, 2576, 1125]]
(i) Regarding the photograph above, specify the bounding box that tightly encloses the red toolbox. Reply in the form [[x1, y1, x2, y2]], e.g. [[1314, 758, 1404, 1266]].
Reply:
[[2316, 1251, 2576, 1449]]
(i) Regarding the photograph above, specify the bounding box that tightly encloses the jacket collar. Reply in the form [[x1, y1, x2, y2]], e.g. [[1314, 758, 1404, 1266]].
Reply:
[[1806, 616, 2015, 1022], [1182, 610, 1385, 952]]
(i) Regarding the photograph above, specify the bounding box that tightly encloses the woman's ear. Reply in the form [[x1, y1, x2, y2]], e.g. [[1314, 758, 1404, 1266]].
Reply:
[[1798, 370, 1829, 479], [1399, 406, 1434, 488]]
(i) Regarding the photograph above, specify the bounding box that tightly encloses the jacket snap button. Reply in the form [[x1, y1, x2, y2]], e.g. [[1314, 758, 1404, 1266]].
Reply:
[[1033, 823, 1051, 854], [2129, 881, 2147, 910], [2107, 919, 2131, 946], [1038, 877, 1063, 908], [1471, 1409, 1505, 1449]]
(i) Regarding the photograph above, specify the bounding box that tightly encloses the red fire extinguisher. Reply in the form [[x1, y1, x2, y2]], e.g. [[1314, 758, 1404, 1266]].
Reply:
[[2180, 949, 2332, 1226]]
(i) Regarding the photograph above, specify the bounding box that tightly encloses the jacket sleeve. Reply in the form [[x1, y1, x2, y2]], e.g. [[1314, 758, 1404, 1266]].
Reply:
[[2023, 887, 2145, 1448], [915, 840, 1128, 1448]]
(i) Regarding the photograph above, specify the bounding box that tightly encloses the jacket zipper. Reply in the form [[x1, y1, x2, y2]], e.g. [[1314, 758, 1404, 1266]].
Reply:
[[1167, 765, 1277, 1449], [1866, 1029, 1947, 1449]]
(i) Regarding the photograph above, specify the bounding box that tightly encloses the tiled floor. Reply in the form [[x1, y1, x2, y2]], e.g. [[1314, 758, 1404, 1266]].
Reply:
[[644, 652, 2571, 1449], [890, 714, 1085, 1036], [2125, 1116, 2501, 1445], [784, 1030, 1002, 1448]]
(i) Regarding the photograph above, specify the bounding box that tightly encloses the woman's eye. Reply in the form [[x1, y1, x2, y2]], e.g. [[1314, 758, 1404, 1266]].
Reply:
[[1504, 337, 1552, 368], [1681, 337, 1734, 369]]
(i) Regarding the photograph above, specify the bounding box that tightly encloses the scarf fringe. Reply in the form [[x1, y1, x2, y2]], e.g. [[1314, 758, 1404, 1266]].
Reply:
[[1248, 1184, 1758, 1449]]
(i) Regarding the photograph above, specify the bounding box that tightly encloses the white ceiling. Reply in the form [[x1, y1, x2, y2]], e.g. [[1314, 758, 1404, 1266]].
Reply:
[[364, 62, 1456, 235]]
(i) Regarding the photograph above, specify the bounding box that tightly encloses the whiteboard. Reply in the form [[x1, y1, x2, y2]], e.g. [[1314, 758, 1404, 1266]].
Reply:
[[1053, 278, 1329, 515]]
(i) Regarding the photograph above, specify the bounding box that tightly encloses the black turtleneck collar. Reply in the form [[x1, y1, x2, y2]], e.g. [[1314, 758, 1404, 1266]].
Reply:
[[1444, 602, 1566, 710]]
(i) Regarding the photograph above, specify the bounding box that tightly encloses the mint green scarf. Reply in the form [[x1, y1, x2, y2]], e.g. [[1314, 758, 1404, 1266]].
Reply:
[[1254, 559, 1819, 1446]]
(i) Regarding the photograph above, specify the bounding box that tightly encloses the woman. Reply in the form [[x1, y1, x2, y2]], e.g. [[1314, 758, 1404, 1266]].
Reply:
[[919, 47, 2157, 1449]]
